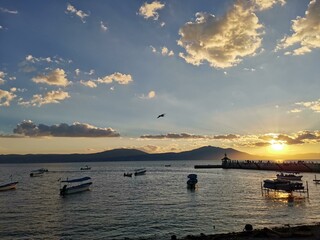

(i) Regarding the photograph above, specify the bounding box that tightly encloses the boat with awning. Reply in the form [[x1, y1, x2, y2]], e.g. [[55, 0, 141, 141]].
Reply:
[[59, 177, 92, 196]]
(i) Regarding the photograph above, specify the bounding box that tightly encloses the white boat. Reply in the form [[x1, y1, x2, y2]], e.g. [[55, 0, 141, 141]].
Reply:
[[276, 172, 302, 181], [80, 165, 91, 170], [60, 177, 92, 196], [0, 181, 19, 191], [134, 168, 146, 176]]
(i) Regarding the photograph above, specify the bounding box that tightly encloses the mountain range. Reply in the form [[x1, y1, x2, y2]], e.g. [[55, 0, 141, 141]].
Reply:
[[0, 146, 319, 163]]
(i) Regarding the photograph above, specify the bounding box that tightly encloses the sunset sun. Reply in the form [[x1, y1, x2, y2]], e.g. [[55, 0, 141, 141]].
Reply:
[[270, 140, 285, 152]]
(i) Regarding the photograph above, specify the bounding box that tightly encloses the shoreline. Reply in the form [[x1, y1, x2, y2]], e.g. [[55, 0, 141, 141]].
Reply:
[[175, 223, 320, 239]]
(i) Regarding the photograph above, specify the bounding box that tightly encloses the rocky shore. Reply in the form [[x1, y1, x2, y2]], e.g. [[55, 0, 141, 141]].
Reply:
[[174, 223, 320, 240]]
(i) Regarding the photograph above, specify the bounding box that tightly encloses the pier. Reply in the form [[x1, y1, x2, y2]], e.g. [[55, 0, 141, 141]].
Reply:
[[194, 154, 320, 173]]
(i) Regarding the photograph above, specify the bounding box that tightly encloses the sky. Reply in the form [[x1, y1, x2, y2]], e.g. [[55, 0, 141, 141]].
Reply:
[[0, 0, 320, 157]]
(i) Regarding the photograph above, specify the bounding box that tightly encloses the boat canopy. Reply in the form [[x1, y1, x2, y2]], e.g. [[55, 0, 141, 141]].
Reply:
[[61, 177, 91, 183]]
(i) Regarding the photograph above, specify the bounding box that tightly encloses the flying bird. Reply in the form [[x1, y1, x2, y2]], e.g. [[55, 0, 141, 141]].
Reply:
[[157, 113, 165, 119]]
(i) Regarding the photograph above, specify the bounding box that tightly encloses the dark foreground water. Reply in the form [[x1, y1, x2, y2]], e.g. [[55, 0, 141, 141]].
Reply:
[[1, 160, 320, 240]]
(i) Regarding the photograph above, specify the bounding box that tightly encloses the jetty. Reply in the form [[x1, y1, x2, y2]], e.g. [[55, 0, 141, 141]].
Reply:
[[194, 154, 320, 173]]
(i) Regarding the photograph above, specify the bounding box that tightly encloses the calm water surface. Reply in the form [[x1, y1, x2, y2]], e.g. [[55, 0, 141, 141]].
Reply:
[[1, 160, 320, 239]]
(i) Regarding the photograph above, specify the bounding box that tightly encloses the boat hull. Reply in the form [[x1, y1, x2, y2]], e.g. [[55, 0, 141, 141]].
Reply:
[[60, 182, 92, 196], [0, 182, 18, 191]]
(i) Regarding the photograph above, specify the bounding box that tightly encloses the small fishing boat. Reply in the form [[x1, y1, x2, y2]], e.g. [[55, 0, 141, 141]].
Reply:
[[80, 165, 91, 170], [187, 174, 198, 189], [124, 172, 133, 177], [276, 172, 302, 181], [0, 181, 19, 191], [134, 168, 146, 176], [59, 177, 92, 196], [30, 170, 44, 177], [30, 168, 48, 177]]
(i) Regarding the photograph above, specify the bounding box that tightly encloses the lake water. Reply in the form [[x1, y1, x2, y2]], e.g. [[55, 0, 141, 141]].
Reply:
[[1, 160, 320, 240]]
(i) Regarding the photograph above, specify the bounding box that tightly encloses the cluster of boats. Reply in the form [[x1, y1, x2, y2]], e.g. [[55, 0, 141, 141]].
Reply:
[[1, 165, 94, 196], [263, 172, 306, 193]]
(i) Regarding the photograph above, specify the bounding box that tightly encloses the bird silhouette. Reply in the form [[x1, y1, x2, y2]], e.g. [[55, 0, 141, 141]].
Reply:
[[157, 113, 165, 118]]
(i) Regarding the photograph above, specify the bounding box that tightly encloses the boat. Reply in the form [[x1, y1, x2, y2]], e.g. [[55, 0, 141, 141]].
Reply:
[[313, 175, 320, 184], [30, 168, 48, 177], [124, 172, 133, 177], [134, 168, 146, 176], [59, 177, 92, 196], [187, 174, 198, 189], [30, 170, 44, 177], [0, 181, 19, 191], [263, 179, 304, 192], [80, 165, 91, 170], [276, 172, 302, 181]]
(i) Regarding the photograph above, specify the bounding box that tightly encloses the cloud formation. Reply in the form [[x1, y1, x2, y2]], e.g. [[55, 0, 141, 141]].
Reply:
[[13, 120, 120, 137], [100, 21, 108, 31], [140, 133, 210, 139], [277, 0, 320, 55], [0, 89, 16, 107], [97, 72, 133, 85], [140, 131, 320, 147], [18, 90, 70, 107], [178, 1, 264, 68], [295, 99, 320, 113], [252, 0, 285, 11], [0, 71, 6, 84], [32, 68, 70, 87], [66, 3, 89, 23], [139, 1, 165, 20]]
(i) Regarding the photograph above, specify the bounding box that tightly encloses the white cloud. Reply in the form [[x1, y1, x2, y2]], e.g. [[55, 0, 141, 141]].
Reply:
[[252, 0, 285, 11], [19, 90, 70, 107], [295, 99, 320, 113], [0, 7, 18, 14], [178, 1, 264, 68], [161, 47, 174, 56], [276, 0, 320, 55], [66, 3, 89, 23], [0, 71, 6, 84], [32, 68, 70, 87], [139, 1, 165, 20], [0, 89, 16, 107], [75, 69, 80, 76], [80, 80, 97, 88], [100, 21, 108, 31], [97, 72, 133, 85], [151, 46, 174, 57]]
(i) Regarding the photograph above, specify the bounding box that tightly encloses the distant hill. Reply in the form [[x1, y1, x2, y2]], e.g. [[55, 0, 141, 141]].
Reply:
[[0, 145, 318, 163]]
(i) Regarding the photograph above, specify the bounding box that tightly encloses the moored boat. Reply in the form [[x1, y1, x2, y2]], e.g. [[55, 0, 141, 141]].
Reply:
[[276, 172, 302, 181], [59, 177, 92, 196], [0, 181, 19, 191], [187, 174, 198, 189], [80, 165, 91, 170], [124, 172, 133, 177], [134, 168, 146, 176], [263, 179, 304, 192]]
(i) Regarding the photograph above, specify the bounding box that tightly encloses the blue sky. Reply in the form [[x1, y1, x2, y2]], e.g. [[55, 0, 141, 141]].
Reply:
[[0, 0, 319, 156]]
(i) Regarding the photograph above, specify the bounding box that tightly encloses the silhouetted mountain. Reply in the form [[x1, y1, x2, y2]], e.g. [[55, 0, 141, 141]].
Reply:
[[0, 145, 318, 163]]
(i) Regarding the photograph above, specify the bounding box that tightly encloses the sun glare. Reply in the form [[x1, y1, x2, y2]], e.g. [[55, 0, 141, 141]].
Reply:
[[270, 140, 285, 151]]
